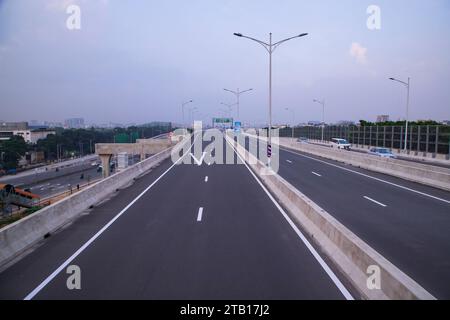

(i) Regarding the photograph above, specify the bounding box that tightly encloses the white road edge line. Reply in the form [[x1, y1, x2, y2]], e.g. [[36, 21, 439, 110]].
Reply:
[[197, 207, 204, 222], [312, 172, 322, 177], [281, 147, 450, 205], [23, 134, 199, 300], [364, 196, 387, 207], [226, 138, 354, 300]]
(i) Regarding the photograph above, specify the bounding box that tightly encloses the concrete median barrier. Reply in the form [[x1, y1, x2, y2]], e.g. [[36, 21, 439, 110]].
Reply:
[[226, 134, 435, 300], [0, 146, 175, 268]]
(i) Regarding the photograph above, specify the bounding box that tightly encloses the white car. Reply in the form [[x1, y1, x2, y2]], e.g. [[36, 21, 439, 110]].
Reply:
[[331, 138, 351, 150]]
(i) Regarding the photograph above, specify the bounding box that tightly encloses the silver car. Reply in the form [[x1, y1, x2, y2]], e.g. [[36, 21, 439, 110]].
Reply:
[[368, 147, 397, 159]]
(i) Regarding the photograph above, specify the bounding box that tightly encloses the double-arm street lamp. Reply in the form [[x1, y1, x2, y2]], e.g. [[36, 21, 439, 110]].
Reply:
[[223, 88, 253, 120], [313, 99, 325, 141], [182, 100, 194, 128], [220, 102, 236, 118], [233, 32, 308, 164], [389, 77, 411, 151]]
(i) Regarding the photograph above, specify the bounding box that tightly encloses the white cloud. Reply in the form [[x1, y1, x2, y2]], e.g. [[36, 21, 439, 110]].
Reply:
[[349, 42, 368, 64]]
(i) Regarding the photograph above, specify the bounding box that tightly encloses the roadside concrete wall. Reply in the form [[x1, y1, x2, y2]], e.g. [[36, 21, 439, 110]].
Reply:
[[226, 134, 435, 300], [0, 146, 174, 268], [278, 137, 450, 192], [96, 139, 172, 157]]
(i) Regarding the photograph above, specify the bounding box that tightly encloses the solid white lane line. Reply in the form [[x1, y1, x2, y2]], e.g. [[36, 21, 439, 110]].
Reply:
[[226, 139, 354, 300], [24, 135, 199, 301], [281, 147, 450, 205], [312, 172, 322, 177], [364, 196, 387, 207], [197, 207, 204, 222], [286, 160, 293, 164], [205, 176, 208, 182]]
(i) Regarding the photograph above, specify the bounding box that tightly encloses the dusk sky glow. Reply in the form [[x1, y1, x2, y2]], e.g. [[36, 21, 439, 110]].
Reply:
[[1, 0, 449, 125]]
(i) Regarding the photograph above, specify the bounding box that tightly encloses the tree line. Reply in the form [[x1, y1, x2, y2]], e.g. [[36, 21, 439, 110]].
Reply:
[[358, 120, 443, 127], [0, 124, 173, 171]]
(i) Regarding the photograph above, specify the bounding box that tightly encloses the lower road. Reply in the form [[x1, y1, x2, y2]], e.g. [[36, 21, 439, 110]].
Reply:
[[0, 133, 352, 299], [243, 135, 450, 299], [24, 167, 101, 198]]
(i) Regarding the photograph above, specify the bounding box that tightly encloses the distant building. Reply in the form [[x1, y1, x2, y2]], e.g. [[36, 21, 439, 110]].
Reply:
[[442, 120, 450, 125], [29, 120, 42, 127], [65, 118, 85, 129], [0, 122, 55, 144], [336, 120, 355, 126], [44, 121, 63, 128], [0, 122, 28, 141], [376, 115, 390, 123], [307, 121, 323, 127]]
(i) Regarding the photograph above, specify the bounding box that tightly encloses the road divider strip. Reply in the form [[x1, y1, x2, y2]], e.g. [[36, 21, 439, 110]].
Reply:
[[226, 133, 435, 300]]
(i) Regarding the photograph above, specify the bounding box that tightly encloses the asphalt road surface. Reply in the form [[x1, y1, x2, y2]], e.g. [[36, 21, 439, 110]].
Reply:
[[6, 155, 142, 199], [306, 140, 450, 169], [24, 167, 102, 198], [0, 132, 353, 300], [243, 135, 450, 299]]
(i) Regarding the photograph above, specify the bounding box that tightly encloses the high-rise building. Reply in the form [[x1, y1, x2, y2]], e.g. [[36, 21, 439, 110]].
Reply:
[[64, 118, 85, 129]]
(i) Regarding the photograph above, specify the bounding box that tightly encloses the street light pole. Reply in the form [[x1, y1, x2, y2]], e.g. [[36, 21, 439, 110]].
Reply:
[[221, 102, 236, 119], [313, 99, 325, 141], [269, 33, 272, 152], [223, 88, 253, 120], [182, 100, 193, 129], [188, 107, 198, 129], [389, 77, 410, 151], [234, 32, 308, 166]]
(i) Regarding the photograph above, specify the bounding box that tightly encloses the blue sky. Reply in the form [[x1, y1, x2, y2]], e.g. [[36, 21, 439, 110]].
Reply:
[[0, 0, 449, 125]]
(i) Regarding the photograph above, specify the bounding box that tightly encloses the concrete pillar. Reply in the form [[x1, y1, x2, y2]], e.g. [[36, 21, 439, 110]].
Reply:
[[99, 154, 112, 178]]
